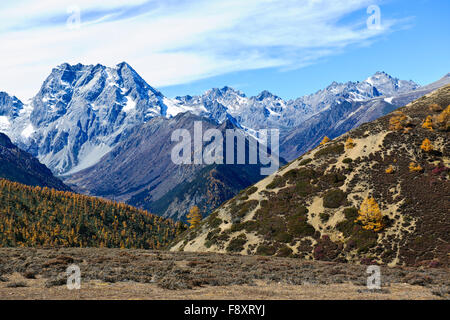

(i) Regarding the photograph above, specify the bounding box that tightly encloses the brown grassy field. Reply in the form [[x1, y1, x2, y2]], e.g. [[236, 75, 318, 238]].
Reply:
[[0, 248, 448, 300]]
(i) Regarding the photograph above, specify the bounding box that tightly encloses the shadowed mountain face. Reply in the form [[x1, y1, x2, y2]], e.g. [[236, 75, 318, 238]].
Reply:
[[65, 112, 277, 221], [0, 132, 69, 190], [130, 164, 265, 222], [171, 85, 450, 268]]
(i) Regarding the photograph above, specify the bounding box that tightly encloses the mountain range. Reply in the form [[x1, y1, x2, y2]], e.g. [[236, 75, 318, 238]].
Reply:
[[170, 84, 450, 267], [0, 62, 449, 220]]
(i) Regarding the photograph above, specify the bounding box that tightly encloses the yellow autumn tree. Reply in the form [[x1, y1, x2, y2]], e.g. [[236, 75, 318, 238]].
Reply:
[[409, 162, 423, 172], [433, 105, 450, 131], [389, 111, 407, 131], [345, 137, 356, 150], [320, 136, 330, 145], [355, 197, 383, 232], [385, 165, 395, 174], [187, 206, 202, 229], [422, 115, 433, 131], [420, 138, 433, 152]]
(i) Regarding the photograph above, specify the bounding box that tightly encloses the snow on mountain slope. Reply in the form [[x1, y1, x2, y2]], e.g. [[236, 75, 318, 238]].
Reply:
[[0, 64, 431, 177], [0, 63, 200, 175]]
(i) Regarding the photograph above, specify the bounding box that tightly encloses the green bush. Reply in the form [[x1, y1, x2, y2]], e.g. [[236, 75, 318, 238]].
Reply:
[[299, 158, 312, 166], [314, 143, 344, 159], [323, 189, 346, 208], [256, 244, 276, 256], [208, 217, 223, 229], [343, 158, 353, 164], [226, 235, 247, 253], [295, 180, 314, 197], [276, 245, 293, 257], [241, 220, 259, 232], [266, 176, 286, 189], [343, 207, 358, 220], [320, 173, 346, 185], [245, 186, 258, 196], [287, 214, 315, 237], [234, 200, 259, 218], [274, 232, 293, 243], [336, 207, 359, 237]]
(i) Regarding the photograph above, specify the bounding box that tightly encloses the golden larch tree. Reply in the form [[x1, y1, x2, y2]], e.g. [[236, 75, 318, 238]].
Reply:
[[409, 162, 423, 172], [385, 165, 395, 174], [422, 115, 433, 131], [345, 137, 356, 150], [187, 206, 202, 229], [355, 197, 383, 232], [420, 138, 434, 152], [434, 105, 450, 131], [389, 111, 407, 131], [320, 136, 330, 145]]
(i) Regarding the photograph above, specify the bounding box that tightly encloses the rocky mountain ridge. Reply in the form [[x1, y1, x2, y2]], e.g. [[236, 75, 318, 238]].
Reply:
[[170, 85, 450, 267]]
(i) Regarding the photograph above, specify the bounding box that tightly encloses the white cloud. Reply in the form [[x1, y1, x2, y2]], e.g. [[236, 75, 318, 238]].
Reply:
[[0, 0, 398, 100]]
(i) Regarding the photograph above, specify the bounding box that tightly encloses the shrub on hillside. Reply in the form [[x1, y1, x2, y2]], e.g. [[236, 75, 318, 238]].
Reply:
[[226, 235, 247, 253], [323, 189, 346, 208], [314, 143, 345, 159], [256, 244, 277, 256]]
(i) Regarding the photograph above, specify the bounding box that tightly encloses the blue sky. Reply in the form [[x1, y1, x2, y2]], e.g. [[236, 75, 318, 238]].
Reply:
[[0, 0, 449, 100]]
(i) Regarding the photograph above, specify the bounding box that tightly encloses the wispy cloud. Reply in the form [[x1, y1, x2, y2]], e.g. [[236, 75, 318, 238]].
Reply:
[[0, 0, 400, 99]]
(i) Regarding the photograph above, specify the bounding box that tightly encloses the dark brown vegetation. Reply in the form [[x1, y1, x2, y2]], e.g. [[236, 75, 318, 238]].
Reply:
[[0, 248, 448, 296]]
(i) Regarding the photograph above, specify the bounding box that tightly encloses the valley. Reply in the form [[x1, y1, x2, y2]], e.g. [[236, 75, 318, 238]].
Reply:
[[0, 64, 448, 301]]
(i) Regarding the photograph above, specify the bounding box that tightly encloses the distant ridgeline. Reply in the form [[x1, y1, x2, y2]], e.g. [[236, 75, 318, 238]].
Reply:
[[0, 179, 184, 248]]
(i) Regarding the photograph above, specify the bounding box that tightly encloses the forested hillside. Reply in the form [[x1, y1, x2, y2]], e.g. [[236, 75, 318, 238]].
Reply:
[[0, 179, 182, 248]]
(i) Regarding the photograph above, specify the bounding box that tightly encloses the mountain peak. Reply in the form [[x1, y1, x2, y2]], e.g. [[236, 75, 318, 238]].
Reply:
[[366, 71, 393, 83], [364, 71, 419, 96], [256, 90, 279, 101], [374, 71, 390, 77], [116, 61, 133, 70], [205, 86, 245, 98]]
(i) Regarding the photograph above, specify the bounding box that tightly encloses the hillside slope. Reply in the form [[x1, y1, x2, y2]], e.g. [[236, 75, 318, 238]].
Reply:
[[0, 179, 178, 248], [170, 85, 450, 267], [0, 133, 69, 191]]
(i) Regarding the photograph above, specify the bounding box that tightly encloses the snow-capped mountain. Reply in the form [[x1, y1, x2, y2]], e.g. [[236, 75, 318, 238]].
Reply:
[[364, 71, 419, 96], [1, 62, 206, 175], [0, 62, 436, 178], [2, 62, 449, 223], [280, 73, 450, 160], [172, 86, 308, 131], [170, 71, 420, 132]]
